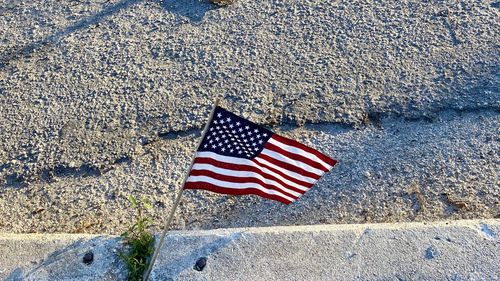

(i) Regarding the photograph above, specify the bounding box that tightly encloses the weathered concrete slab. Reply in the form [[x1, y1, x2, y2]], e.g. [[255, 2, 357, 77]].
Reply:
[[1, 220, 498, 280], [0, 234, 126, 281], [151, 219, 500, 280]]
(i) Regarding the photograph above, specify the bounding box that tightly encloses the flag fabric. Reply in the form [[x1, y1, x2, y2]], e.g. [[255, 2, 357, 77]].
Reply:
[[185, 106, 337, 204]]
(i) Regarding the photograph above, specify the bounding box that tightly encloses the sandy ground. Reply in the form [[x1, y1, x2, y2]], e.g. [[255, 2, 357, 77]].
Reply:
[[0, 0, 498, 234]]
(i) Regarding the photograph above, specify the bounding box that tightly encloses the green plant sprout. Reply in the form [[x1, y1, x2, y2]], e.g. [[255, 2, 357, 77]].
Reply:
[[118, 195, 155, 281]]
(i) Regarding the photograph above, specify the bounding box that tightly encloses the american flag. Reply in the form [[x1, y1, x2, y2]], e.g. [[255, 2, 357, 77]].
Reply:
[[185, 106, 337, 204]]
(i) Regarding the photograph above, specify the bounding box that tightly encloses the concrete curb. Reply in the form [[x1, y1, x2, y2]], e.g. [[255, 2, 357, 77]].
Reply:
[[1, 219, 498, 280]]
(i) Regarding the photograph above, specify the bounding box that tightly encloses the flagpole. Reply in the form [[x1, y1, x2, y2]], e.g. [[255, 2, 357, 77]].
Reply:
[[143, 99, 220, 281]]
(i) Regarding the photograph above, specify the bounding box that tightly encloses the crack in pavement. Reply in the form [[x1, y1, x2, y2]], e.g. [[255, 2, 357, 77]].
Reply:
[[1, 106, 498, 188]]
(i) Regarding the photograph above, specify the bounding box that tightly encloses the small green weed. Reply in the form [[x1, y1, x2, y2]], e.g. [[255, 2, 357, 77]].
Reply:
[[118, 195, 155, 281]]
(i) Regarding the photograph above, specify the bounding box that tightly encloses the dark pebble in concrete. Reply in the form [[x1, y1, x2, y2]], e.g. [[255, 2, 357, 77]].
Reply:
[[83, 251, 94, 265], [194, 257, 207, 271]]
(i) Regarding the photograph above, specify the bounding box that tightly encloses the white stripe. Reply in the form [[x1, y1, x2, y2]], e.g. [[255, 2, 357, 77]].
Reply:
[[195, 152, 310, 191], [186, 175, 295, 202], [254, 157, 317, 184], [191, 163, 302, 197], [261, 148, 324, 176], [268, 137, 333, 170]]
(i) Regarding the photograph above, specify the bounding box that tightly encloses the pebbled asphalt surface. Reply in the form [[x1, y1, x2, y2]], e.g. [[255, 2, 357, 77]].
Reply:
[[0, 0, 499, 233]]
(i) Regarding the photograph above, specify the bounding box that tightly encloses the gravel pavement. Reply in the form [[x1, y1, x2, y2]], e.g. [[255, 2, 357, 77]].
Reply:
[[0, 0, 498, 233]]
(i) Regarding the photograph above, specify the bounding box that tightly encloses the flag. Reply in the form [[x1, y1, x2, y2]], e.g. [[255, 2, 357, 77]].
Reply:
[[185, 106, 337, 204]]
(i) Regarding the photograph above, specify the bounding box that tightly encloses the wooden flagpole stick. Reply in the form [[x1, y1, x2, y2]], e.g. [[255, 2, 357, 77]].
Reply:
[[143, 99, 220, 281]]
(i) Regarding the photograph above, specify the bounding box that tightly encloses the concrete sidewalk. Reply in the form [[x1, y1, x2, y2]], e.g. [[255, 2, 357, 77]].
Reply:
[[0, 219, 498, 280]]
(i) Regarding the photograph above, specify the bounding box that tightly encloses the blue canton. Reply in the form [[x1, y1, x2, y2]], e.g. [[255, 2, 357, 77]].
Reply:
[[198, 107, 273, 159]]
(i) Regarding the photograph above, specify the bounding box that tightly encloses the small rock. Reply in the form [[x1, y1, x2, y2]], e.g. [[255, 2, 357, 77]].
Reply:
[[83, 251, 94, 265], [436, 10, 449, 17], [194, 257, 207, 271], [424, 246, 438, 260], [210, 0, 235, 6]]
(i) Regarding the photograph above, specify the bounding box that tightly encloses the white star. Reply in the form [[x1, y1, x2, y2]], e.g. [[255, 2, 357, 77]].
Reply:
[[207, 135, 211, 139], [238, 128, 244, 132], [203, 144, 208, 148], [217, 113, 222, 118], [252, 143, 256, 146], [230, 149, 234, 153], [254, 147, 259, 151], [214, 120, 218, 124], [220, 119, 225, 124], [263, 133, 268, 137], [224, 139, 229, 143], [247, 131, 253, 135], [236, 121, 241, 126], [231, 130, 236, 134], [238, 150, 242, 154], [226, 117, 231, 122], [256, 134, 261, 139], [221, 147, 226, 152], [245, 125, 250, 130], [250, 137, 255, 141], [212, 145, 217, 149], [216, 126, 220, 130], [243, 139, 248, 143], [218, 143, 223, 147], [210, 127, 214, 131], [228, 144, 232, 147], [258, 140, 263, 144], [212, 131, 217, 136], [215, 137, 220, 141], [254, 129, 259, 133], [222, 135, 226, 139], [222, 125, 227, 129], [229, 124, 234, 129], [209, 140, 213, 144]]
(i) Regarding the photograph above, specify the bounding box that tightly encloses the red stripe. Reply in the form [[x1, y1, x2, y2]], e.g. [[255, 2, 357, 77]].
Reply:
[[189, 169, 299, 200], [193, 157, 308, 194], [264, 142, 329, 172], [271, 134, 337, 167], [250, 157, 314, 189], [257, 154, 321, 180], [185, 182, 292, 204]]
